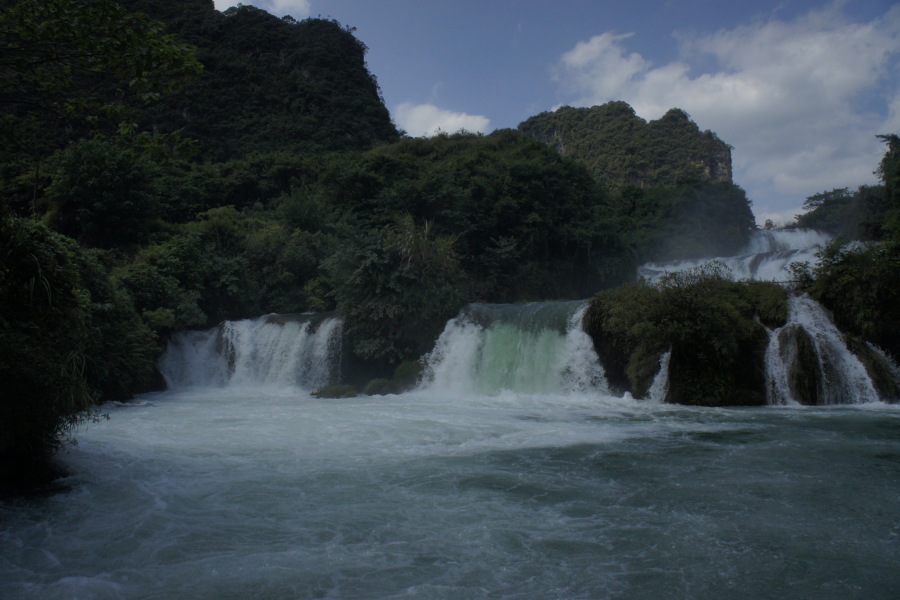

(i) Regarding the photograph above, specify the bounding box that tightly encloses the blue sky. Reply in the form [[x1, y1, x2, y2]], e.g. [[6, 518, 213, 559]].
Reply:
[[215, 0, 900, 225]]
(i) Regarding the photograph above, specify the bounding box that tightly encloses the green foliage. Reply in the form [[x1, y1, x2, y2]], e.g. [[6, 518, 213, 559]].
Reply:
[[115, 1, 399, 161], [71, 249, 158, 400], [325, 218, 466, 363], [808, 239, 900, 357], [363, 378, 393, 396], [873, 133, 900, 237], [795, 185, 882, 239], [519, 103, 732, 191], [585, 263, 786, 405], [392, 360, 423, 392], [611, 181, 756, 261], [43, 139, 163, 247], [0, 212, 96, 483], [318, 130, 631, 300], [0, 0, 202, 152]]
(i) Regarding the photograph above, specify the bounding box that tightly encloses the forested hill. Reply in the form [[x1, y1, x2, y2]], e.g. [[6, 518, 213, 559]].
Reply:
[[518, 102, 732, 191], [116, 0, 401, 160]]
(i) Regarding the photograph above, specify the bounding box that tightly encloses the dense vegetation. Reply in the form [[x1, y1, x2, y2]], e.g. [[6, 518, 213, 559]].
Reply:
[[585, 134, 900, 408], [800, 135, 900, 360], [0, 0, 771, 485], [518, 102, 733, 191], [117, 0, 401, 161], [585, 263, 786, 406]]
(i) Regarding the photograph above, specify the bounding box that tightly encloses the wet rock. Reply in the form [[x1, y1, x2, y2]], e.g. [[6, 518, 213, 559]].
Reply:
[[777, 324, 821, 406], [844, 335, 900, 403], [666, 322, 769, 407]]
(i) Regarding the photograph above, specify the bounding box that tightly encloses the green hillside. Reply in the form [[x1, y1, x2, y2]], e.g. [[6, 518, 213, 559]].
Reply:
[[119, 0, 400, 160], [518, 102, 732, 192]]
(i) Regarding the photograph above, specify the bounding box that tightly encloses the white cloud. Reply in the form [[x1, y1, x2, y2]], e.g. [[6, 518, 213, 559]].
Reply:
[[554, 3, 900, 212], [394, 103, 491, 137], [213, 0, 311, 18]]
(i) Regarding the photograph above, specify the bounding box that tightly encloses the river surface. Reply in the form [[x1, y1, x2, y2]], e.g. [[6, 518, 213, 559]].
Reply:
[[3, 387, 899, 599]]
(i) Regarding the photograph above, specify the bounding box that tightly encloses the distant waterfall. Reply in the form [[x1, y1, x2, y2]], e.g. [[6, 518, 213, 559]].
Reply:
[[765, 294, 879, 405], [421, 301, 608, 395], [158, 313, 343, 389], [638, 229, 833, 282]]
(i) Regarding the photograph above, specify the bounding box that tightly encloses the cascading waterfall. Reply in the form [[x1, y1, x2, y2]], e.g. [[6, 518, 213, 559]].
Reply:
[[421, 301, 608, 395], [765, 294, 879, 405], [158, 313, 343, 389], [638, 228, 833, 282], [648, 351, 671, 403]]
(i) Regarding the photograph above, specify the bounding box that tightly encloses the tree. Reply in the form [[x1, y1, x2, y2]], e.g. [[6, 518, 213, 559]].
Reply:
[[325, 217, 467, 364], [802, 188, 850, 211], [0, 210, 97, 485], [875, 134, 900, 236], [44, 138, 162, 247], [0, 0, 202, 151]]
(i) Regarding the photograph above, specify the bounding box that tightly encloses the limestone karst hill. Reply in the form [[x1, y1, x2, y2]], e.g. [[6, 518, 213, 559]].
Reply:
[[519, 102, 732, 191]]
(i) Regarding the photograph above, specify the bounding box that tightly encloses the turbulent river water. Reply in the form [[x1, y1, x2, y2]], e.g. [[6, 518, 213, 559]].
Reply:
[[3, 229, 899, 599]]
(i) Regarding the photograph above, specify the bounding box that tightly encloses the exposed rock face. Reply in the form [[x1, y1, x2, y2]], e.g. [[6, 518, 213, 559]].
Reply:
[[519, 102, 732, 191]]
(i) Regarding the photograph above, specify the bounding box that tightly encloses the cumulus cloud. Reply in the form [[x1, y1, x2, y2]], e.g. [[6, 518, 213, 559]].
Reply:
[[214, 0, 311, 18], [394, 103, 491, 137], [554, 3, 900, 210]]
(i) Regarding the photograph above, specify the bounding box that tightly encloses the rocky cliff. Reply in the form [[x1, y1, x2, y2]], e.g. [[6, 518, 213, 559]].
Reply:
[[518, 102, 732, 191]]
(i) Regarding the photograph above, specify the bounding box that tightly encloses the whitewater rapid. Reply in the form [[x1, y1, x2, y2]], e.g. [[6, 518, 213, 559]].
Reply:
[[638, 228, 833, 282], [5, 226, 899, 599]]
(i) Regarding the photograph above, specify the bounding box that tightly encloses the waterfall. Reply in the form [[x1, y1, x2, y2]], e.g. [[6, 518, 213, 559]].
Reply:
[[740, 229, 834, 254], [638, 228, 833, 282], [765, 294, 880, 405], [647, 351, 671, 403], [421, 301, 608, 395], [158, 313, 343, 389]]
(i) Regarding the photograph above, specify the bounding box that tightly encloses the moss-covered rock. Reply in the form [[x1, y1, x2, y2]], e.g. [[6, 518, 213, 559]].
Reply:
[[844, 335, 900, 403], [778, 324, 821, 406], [311, 384, 356, 399], [666, 323, 769, 407], [392, 360, 423, 393], [627, 351, 666, 400], [585, 263, 786, 406], [363, 378, 393, 396]]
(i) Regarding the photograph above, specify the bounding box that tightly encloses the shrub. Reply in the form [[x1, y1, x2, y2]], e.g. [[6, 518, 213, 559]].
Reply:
[[363, 378, 393, 395], [0, 213, 97, 485], [585, 262, 786, 405], [311, 384, 357, 399]]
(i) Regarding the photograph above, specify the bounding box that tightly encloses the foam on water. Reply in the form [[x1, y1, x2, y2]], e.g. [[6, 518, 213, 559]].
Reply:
[[765, 294, 880, 405], [638, 228, 833, 282], [158, 314, 343, 389], [648, 350, 671, 403]]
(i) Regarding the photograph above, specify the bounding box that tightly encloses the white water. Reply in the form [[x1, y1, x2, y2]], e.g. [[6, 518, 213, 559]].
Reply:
[[159, 314, 343, 390], [421, 301, 608, 396], [638, 228, 833, 282], [4, 387, 900, 599], [766, 294, 880, 405], [764, 327, 797, 406], [648, 350, 671, 403]]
